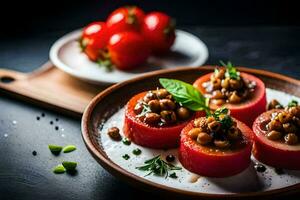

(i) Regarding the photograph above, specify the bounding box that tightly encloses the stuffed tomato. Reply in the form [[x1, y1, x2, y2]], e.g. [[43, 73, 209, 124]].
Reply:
[[124, 89, 202, 149], [193, 65, 266, 127], [179, 108, 253, 177], [252, 102, 300, 170]]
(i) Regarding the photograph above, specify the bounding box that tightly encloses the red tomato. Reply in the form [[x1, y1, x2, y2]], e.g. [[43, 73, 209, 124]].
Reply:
[[106, 6, 145, 36], [123, 92, 203, 149], [179, 118, 253, 177], [142, 12, 176, 54], [252, 109, 300, 170], [81, 22, 109, 61], [107, 32, 150, 70], [193, 72, 267, 127]]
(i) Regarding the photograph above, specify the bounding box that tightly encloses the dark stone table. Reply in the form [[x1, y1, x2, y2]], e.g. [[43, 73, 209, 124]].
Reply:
[[0, 23, 299, 200]]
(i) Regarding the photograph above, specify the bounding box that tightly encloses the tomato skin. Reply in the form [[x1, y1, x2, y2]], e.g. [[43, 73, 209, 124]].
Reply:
[[81, 22, 109, 61], [106, 6, 145, 36], [123, 92, 204, 149], [108, 32, 150, 70], [179, 119, 253, 177], [193, 72, 267, 127], [252, 109, 300, 170], [142, 12, 176, 54]]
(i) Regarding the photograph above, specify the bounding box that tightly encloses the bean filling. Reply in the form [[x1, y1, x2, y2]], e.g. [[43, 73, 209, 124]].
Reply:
[[202, 67, 256, 105], [134, 89, 192, 126], [266, 100, 300, 145], [188, 108, 243, 149]]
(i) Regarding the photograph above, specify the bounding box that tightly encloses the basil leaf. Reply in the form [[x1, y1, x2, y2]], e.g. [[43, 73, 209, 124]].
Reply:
[[159, 78, 209, 114]]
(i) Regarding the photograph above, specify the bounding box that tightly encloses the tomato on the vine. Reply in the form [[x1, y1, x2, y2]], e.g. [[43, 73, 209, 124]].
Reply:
[[107, 31, 150, 70], [142, 12, 176, 54], [80, 22, 109, 61], [106, 6, 145, 36]]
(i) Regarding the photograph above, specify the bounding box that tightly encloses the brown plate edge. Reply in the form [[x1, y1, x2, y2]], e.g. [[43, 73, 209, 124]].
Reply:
[[81, 66, 300, 199]]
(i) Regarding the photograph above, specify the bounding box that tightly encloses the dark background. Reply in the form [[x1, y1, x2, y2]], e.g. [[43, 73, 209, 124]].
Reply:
[[0, 0, 299, 199]]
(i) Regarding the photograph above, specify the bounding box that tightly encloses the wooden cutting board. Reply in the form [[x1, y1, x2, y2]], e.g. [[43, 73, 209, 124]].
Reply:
[[0, 62, 108, 118]]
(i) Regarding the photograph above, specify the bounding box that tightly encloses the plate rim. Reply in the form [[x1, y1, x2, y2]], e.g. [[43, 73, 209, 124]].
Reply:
[[81, 66, 300, 198], [49, 29, 209, 84]]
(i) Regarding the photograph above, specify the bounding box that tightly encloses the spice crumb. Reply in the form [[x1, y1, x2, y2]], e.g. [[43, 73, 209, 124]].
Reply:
[[55, 126, 59, 130], [32, 151, 37, 156], [55, 118, 59, 121], [50, 121, 53, 125], [41, 113, 45, 117], [36, 116, 40, 120]]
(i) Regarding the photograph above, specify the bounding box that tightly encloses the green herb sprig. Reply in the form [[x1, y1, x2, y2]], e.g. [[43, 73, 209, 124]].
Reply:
[[220, 60, 240, 80], [136, 155, 181, 178], [288, 100, 298, 107], [212, 107, 233, 130], [159, 78, 210, 115], [136, 102, 151, 117]]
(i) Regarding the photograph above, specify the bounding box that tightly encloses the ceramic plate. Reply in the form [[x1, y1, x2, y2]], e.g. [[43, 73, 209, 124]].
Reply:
[[81, 66, 300, 198], [50, 29, 208, 84]]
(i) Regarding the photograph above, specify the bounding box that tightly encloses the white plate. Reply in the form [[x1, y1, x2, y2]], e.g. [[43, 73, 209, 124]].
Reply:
[[50, 29, 209, 84]]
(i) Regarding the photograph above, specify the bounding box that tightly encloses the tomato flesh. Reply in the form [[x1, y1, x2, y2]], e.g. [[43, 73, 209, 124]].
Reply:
[[123, 92, 203, 149], [179, 119, 253, 177], [252, 109, 300, 170], [193, 72, 267, 127]]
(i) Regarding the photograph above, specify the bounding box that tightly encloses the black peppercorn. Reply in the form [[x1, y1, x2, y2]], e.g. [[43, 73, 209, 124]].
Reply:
[[166, 154, 175, 162]]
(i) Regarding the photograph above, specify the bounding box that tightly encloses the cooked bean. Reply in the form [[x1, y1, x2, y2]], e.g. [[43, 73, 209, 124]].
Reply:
[[268, 99, 283, 110], [266, 130, 282, 141], [197, 132, 213, 145], [143, 92, 156, 103], [282, 123, 297, 133], [211, 78, 221, 90], [159, 99, 176, 110], [284, 133, 298, 145], [134, 102, 143, 114], [157, 89, 169, 99], [221, 78, 230, 89], [211, 99, 225, 106], [214, 140, 230, 148], [208, 121, 221, 132], [206, 116, 215, 123], [229, 79, 242, 90], [194, 117, 207, 130], [160, 110, 177, 123], [292, 116, 300, 126], [227, 127, 241, 140], [288, 106, 300, 118], [176, 107, 190, 120], [228, 91, 241, 103], [211, 90, 224, 99], [214, 69, 226, 79], [107, 127, 121, 141], [188, 128, 202, 139], [267, 120, 282, 131], [165, 94, 173, 100], [278, 112, 292, 123], [144, 113, 160, 124], [148, 100, 160, 113]]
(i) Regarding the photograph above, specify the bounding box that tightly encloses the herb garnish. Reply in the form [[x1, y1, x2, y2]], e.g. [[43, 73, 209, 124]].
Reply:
[[122, 154, 130, 160], [136, 155, 181, 178], [48, 144, 63, 155], [132, 148, 142, 155], [212, 107, 233, 130], [62, 145, 77, 153], [122, 137, 131, 145], [53, 164, 66, 174], [62, 161, 77, 171], [136, 102, 151, 117], [159, 78, 210, 115], [220, 60, 240, 80], [169, 172, 178, 179], [288, 100, 298, 107]]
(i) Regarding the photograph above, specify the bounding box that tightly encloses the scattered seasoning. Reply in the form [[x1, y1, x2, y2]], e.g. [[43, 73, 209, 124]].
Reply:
[[169, 172, 178, 179], [166, 154, 175, 162], [48, 144, 63, 154], [32, 151, 37, 156], [122, 154, 130, 160], [132, 148, 142, 155], [55, 126, 59, 131], [254, 163, 266, 173], [36, 116, 40, 120], [50, 121, 53, 125], [56, 118, 59, 121], [62, 161, 77, 171], [107, 127, 121, 141], [41, 113, 45, 117], [12, 120, 17, 125], [275, 168, 285, 175], [63, 145, 76, 153], [53, 164, 66, 174], [136, 155, 182, 178], [122, 137, 131, 145]]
